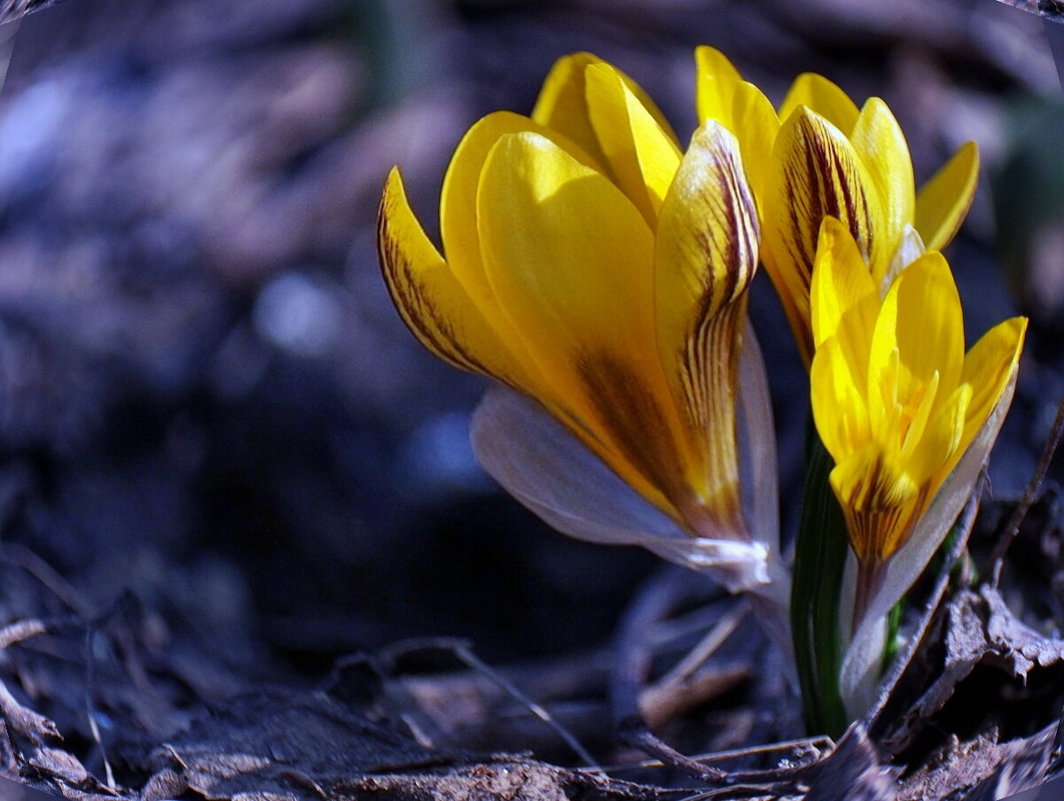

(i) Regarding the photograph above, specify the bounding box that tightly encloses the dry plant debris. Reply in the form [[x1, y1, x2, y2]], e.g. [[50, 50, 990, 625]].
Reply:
[[0, 1, 1061, 799], [3, 505, 1064, 801]]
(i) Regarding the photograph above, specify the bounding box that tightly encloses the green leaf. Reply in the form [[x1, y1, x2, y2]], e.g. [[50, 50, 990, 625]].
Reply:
[[881, 599, 903, 675], [791, 430, 850, 737]]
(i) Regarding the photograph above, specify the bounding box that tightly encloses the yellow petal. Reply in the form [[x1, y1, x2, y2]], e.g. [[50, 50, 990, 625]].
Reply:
[[532, 51, 678, 169], [906, 381, 969, 487], [440, 111, 602, 316], [898, 370, 943, 466], [476, 132, 655, 357], [850, 98, 915, 283], [653, 121, 758, 519], [878, 223, 927, 294], [475, 131, 684, 515], [811, 334, 870, 466], [811, 217, 878, 349], [730, 81, 780, 203], [914, 141, 980, 253], [888, 252, 964, 396], [378, 167, 529, 385], [867, 253, 964, 434], [956, 316, 1027, 457], [779, 73, 860, 135], [694, 45, 744, 128], [692, 48, 778, 202], [531, 52, 610, 167], [762, 108, 877, 362], [584, 61, 682, 225], [810, 221, 881, 413], [840, 342, 1010, 710]]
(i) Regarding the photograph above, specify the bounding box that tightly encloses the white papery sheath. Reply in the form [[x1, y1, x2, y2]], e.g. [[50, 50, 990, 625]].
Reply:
[[470, 325, 788, 613]]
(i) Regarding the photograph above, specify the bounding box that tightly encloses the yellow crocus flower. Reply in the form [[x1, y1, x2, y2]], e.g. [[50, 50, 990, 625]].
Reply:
[[695, 46, 980, 364], [808, 217, 1026, 709], [378, 53, 784, 595]]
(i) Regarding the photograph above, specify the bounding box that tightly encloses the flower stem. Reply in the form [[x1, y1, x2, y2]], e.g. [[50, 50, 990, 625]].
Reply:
[[791, 430, 849, 738]]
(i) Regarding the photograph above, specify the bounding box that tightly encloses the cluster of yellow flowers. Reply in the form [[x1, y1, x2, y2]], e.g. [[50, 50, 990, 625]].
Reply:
[[377, 49, 1026, 726]]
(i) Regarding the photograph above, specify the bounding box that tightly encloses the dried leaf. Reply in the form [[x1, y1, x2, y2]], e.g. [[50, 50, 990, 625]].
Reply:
[[146, 689, 445, 800], [24, 747, 89, 787], [896, 722, 1062, 801], [804, 725, 896, 801], [883, 585, 1064, 758], [956, 723, 1059, 800]]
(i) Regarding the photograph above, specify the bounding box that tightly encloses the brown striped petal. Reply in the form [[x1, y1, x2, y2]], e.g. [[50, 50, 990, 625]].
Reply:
[[762, 108, 878, 364], [654, 121, 760, 532], [378, 167, 534, 388]]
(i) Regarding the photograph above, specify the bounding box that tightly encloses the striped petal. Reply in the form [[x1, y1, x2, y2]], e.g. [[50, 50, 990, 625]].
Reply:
[[378, 167, 531, 385], [692, 47, 778, 203], [914, 141, 980, 253], [655, 122, 758, 326], [829, 445, 921, 565], [779, 72, 861, 134], [763, 108, 877, 362], [654, 121, 759, 528]]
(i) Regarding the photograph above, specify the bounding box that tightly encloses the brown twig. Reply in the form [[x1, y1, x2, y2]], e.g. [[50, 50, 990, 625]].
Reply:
[[0, 543, 87, 616], [611, 567, 729, 728], [379, 637, 600, 769], [649, 605, 747, 694], [0, 620, 46, 651], [617, 720, 832, 792], [617, 721, 837, 799], [0, 618, 60, 745], [617, 718, 729, 784], [1050, 701, 1064, 774], [0, 719, 16, 776], [987, 392, 1064, 585], [639, 606, 749, 730], [451, 642, 601, 770]]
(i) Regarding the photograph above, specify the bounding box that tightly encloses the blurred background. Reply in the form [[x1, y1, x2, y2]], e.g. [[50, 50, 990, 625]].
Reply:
[[0, 0, 1060, 703]]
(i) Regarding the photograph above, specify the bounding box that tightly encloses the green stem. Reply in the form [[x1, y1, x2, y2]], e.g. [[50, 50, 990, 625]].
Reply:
[[790, 433, 849, 738]]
